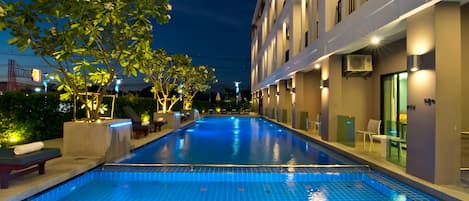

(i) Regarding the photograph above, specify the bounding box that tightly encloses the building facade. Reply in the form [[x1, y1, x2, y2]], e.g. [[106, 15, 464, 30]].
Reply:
[[251, 0, 469, 185]]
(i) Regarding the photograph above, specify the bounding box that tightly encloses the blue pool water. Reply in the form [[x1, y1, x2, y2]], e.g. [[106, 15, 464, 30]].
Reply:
[[120, 116, 355, 165], [29, 117, 439, 200], [32, 167, 438, 201]]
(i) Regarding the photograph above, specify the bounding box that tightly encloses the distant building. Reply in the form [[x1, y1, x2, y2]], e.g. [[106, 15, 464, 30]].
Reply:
[[0, 59, 42, 92]]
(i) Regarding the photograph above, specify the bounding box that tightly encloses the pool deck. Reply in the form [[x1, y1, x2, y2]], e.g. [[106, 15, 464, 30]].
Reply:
[[1, 115, 468, 200]]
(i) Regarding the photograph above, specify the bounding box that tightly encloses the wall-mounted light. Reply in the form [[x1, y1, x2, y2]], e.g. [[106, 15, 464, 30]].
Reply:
[[408, 54, 421, 72], [320, 79, 329, 89], [314, 64, 321, 69], [276, 91, 280, 96], [371, 36, 381, 45], [290, 88, 296, 94]]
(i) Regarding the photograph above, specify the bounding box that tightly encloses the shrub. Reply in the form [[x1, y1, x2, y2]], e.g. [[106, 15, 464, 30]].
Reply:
[[0, 91, 72, 147]]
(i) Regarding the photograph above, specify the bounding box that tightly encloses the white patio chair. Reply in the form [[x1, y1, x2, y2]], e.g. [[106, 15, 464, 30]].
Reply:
[[356, 119, 381, 152]]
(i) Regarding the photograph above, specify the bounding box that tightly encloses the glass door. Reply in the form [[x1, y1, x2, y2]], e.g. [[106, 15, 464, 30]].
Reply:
[[382, 72, 407, 166]]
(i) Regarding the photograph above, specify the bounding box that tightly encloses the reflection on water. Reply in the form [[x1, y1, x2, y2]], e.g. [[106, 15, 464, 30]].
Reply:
[[121, 117, 355, 165], [308, 189, 327, 201], [272, 141, 279, 162], [232, 129, 240, 159]]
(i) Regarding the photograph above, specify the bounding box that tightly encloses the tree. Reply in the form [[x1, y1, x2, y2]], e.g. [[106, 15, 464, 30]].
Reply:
[[0, 0, 171, 121], [141, 49, 189, 113], [180, 65, 217, 110]]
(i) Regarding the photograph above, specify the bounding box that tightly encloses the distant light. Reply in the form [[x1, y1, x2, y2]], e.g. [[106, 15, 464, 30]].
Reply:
[[186, 129, 194, 132], [314, 64, 321, 69], [31, 69, 42, 82], [34, 87, 41, 92], [371, 36, 381, 45], [116, 79, 122, 85]]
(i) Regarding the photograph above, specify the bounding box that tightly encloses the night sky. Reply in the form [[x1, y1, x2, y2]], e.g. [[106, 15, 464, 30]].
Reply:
[[0, 0, 257, 91], [153, 0, 256, 91]]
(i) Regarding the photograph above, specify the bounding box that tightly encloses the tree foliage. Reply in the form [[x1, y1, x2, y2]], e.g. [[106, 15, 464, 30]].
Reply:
[[141, 50, 217, 113], [0, 0, 171, 120], [141, 49, 185, 113], [180, 65, 217, 110]]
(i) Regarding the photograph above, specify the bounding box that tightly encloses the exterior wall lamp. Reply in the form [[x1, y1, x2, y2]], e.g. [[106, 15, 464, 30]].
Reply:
[[290, 88, 296, 94], [408, 54, 421, 72], [320, 79, 329, 89]]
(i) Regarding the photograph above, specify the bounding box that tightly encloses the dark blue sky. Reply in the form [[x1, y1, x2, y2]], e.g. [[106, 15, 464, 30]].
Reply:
[[153, 0, 256, 90], [0, 0, 256, 91]]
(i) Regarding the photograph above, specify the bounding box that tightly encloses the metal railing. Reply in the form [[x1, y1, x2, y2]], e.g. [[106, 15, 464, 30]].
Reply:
[[103, 163, 369, 169]]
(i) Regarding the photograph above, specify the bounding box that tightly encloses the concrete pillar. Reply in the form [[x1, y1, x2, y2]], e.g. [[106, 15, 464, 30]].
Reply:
[[462, 4, 469, 131], [276, 80, 286, 122], [293, 71, 321, 130], [406, 2, 461, 184], [291, 1, 302, 57], [252, 92, 258, 114], [277, 80, 291, 123], [268, 84, 278, 119], [261, 88, 269, 116], [323, 0, 337, 32], [320, 55, 343, 141], [460, 4, 469, 168]]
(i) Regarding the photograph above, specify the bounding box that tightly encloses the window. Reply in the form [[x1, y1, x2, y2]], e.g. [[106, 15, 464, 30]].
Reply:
[[336, 0, 342, 24], [349, 0, 356, 14], [305, 31, 309, 47], [382, 72, 408, 167]]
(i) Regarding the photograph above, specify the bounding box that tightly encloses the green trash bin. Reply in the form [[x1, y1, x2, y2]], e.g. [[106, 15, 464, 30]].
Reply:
[[337, 115, 355, 147]]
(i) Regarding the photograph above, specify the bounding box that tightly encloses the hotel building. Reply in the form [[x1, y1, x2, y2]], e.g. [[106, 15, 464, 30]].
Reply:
[[251, 0, 469, 188]]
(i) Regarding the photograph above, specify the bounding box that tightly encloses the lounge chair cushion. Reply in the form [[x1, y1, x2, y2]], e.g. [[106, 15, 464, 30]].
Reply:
[[0, 148, 61, 166]]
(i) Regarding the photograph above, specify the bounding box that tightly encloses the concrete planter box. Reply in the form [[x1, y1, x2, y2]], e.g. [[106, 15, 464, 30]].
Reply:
[[154, 112, 181, 130], [182, 109, 200, 121], [63, 119, 132, 162]]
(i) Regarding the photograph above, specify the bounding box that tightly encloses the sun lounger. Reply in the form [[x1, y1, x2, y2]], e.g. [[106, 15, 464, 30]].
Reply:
[[0, 148, 61, 189], [153, 117, 167, 132], [122, 106, 155, 139]]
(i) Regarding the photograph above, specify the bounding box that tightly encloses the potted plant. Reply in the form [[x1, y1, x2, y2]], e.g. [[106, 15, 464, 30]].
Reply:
[[141, 50, 191, 129]]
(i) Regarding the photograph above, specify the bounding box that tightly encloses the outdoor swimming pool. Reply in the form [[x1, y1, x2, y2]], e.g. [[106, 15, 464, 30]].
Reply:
[[32, 166, 437, 201], [120, 116, 355, 165], [30, 116, 439, 200]]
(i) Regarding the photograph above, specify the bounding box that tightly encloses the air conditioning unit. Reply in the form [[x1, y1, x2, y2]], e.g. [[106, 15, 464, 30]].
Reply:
[[344, 55, 372, 72]]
